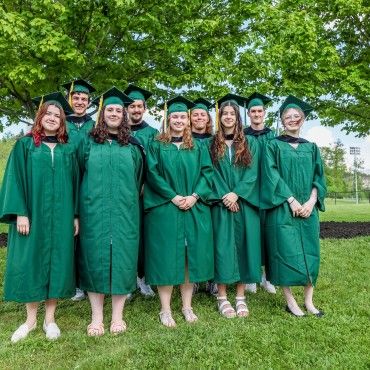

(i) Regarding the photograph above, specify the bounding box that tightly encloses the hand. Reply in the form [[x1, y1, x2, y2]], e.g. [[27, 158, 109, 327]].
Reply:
[[299, 200, 315, 218], [17, 216, 30, 235], [178, 195, 197, 210], [222, 192, 238, 207], [171, 195, 185, 207], [288, 198, 303, 217], [74, 218, 79, 236], [228, 202, 240, 213]]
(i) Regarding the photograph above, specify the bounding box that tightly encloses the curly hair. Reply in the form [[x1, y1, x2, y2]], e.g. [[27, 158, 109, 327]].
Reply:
[[90, 106, 131, 146], [190, 110, 213, 135], [210, 101, 252, 167], [31, 102, 68, 146], [157, 113, 194, 149]]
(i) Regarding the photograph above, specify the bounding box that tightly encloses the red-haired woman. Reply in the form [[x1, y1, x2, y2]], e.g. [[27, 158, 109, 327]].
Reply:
[[144, 96, 214, 327], [209, 94, 260, 318], [77, 87, 144, 336], [0, 93, 79, 342]]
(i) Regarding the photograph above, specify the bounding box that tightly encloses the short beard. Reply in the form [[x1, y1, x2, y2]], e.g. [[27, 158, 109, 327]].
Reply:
[[129, 115, 143, 125]]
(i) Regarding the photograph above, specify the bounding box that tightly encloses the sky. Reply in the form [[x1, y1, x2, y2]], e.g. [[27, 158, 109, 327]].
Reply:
[[1, 111, 369, 173]]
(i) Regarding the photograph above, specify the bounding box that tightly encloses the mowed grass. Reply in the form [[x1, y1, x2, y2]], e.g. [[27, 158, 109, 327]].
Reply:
[[320, 200, 370, 222], [0, 237, 369, 369]]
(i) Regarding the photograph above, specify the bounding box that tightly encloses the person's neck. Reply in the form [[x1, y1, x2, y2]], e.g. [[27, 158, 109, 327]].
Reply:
[[223, 127, 234, 136], [250, 123, 265, 131], [170, 131, 184, 137], [192, 127, 206, 134], [43, 130, 57, 136], [108, 128, 118, 135], [72, 111, 87, 117], [285, 130, 300, 138], [129, 119, 143, 126]]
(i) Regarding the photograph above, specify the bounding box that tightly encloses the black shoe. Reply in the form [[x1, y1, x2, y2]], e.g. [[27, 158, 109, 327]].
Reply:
[[285, 305, 306, 317], [304, 305, 325, 318]]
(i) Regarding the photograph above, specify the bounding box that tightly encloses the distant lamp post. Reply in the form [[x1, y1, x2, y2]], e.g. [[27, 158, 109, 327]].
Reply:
[[350, 147, 361, 204]]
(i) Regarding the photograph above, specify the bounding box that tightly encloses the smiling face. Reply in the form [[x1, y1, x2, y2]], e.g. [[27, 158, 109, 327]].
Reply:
[[41, 104, 61, 135], [127, 100, 145, 125], [282, 108, 305, 135], [248, 105, 265, 127], [220, 105, 237, 131], [169, 112, 189, 136], [71, 92, 89, 116], [190, 109, 209, 133], [104, 104, 124, 132]]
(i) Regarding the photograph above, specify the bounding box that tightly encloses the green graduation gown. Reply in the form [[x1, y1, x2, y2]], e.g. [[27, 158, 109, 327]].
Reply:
[[130, 121, 158, 149], [78, 136, 144, 295], [129, 121, 158, 278], [244, 126, 275, 266], [209, 136, 261, 284], [66, 114, 95, 146], [144, 139, 214, 285], [0, 136, 79, 303], [260, 138, 326, 286]]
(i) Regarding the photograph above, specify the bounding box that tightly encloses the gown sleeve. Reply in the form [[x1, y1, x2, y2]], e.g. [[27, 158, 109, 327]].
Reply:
[[0, 139, 29, 223], [232, 136, 260, 208], [260, 140, 294, 210], [131, 144, 145, 192], [144, 141, 177, 210], [312, 144, 327, 211], [193, 142, 214, 202]]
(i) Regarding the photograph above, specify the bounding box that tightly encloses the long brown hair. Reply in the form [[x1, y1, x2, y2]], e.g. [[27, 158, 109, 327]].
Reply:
[[31, 102, 67, 146], [211, 101, 252, 166], [90, 106, 131, 145], [190, 110, 213, 135], [157, 113, 194, 149]]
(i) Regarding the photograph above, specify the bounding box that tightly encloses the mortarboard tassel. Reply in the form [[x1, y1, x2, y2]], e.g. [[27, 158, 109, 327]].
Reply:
[[68, 81, 74, 107], [215, 102, 219, 132], [163, 101, 167, 133], [95, 95, 103, 127]]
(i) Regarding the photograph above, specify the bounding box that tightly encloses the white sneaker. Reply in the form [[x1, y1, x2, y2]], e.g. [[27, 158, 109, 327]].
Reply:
[[43, 321, 61, 340], [11, 322, 36, 343], [245, 283, 257, 293], [260, 276, 277, 294], [71, 288, 86, 301], [137, 277, 155, 297]]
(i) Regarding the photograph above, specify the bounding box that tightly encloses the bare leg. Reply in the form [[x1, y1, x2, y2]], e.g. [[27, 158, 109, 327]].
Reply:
[[110, 295, 127, 333], [25, 302, 39, 327], [236, 283, 249, 317], [304, 284, 320, 314], [87, 292, 105, 336], [180, 264, 197, 322], [282, 286, 305, 316], [44, 299, 57, 325], [157, 286, 176, 327], [236, 283, 246, 297]]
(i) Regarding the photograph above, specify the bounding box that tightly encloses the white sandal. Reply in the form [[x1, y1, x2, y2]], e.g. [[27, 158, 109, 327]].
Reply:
[[159, 310, 176, 328], [235, 296, 249, 317], [182, 307, 198, 323], [217, 296, 236, 318], [43, 321, 61, 340], [11, 322, 37, 343]]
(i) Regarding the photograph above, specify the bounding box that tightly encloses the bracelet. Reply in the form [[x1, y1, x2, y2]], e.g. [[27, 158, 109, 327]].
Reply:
[[191, 193, 200, 200], [288, 198, 295, 204]]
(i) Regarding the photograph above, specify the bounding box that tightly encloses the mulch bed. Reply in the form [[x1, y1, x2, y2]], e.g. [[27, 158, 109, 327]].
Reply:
[[0, 222, 369, 247]]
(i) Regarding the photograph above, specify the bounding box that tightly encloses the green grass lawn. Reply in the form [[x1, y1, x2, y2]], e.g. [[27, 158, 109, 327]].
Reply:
[[0, 237, 369, 369]]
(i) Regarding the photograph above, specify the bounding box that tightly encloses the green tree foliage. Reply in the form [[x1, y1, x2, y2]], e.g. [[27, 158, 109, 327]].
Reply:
[[0, 0, 369, 135], [321, 140, 350, 193]]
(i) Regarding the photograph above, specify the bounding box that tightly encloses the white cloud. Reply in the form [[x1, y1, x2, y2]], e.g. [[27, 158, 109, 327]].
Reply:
[[303, 126, 335, 147]]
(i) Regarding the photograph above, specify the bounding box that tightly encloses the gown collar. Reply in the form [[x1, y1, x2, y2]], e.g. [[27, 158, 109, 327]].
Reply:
[[244, 126, 272, 136], [130, 121, 149, 131], [276, 135, 309, 144]]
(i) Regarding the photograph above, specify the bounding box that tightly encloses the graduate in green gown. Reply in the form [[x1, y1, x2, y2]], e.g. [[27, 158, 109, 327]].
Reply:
[[62, 79, 96, 146], [261, 95, 327, 317], [78, 87, 144, 336], [62, 79, 96, 302], [144, 96, 214, 327], [209, 95, 261, 318], [124, 84, 158, 298], [0, 93, 79, 342], [190, 98, 214, 141], [243, 92, 277, 295]]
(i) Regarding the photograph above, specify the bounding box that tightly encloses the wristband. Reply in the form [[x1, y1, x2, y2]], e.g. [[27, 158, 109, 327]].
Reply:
[[191, 193, 200, 200], [288, 198, 295, 204]]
